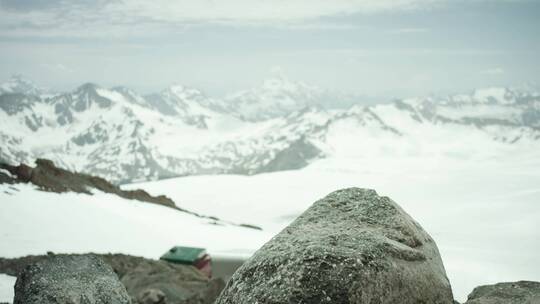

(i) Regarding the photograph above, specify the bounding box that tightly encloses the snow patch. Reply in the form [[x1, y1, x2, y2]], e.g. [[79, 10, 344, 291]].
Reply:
[[0, 274, 15, 304], [0, 169, 13, 177]]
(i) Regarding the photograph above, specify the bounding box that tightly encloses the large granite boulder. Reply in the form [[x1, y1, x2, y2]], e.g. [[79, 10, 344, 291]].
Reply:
[[464, 281, 540, 304], [14, 254, 131, 304], [216, 188, 454, 304]]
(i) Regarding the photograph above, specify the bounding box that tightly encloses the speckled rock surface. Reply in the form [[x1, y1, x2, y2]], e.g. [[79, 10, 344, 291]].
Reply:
[[215, 188, 454, 304], [464, 281, 540, 304], [14, 254, 131, 304]]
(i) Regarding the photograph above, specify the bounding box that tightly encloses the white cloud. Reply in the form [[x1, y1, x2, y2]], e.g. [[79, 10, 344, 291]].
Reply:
[[481, 67, 505, 75], [107, 0, 442, 23], [388, 28, 430, 34], [0, 0, 443, 37]]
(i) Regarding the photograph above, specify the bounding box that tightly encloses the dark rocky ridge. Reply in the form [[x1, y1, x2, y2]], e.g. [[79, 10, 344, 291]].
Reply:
[[1, 253, 225, 304], [216, 188, 454, 304], [0, 158, 262, 230], [0, 158, 176, 208]]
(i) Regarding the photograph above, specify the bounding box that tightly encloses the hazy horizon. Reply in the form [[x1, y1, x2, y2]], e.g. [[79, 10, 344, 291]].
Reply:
[[1, 0, 539, 99], [2, 72, 540, 104]]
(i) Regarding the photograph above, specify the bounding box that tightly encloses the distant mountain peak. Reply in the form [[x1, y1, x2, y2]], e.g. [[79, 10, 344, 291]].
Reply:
[[225, 76, 331, 121], [472, 87, 512, 103], [75, 82, 100, 93], [167, 83, 188, 92], [440, 86, 540, 106], [8, 74, 27, 82], [0, 74, 45, 96], [165, 84, 206, 99], [261, 76, 319, 94]]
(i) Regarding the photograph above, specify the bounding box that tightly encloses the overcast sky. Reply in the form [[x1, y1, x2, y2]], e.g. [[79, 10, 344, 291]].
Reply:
[[0, 0, 539, 98]]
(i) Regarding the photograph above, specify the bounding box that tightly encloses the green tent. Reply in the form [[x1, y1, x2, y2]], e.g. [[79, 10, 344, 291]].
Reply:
[[160, 246, 207, 265]]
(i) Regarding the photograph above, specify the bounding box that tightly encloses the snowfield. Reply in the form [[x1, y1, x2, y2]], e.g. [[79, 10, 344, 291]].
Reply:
[[1, 150, 538, 302], [0, 184, 271, 259], [0, 183, 272, 303]]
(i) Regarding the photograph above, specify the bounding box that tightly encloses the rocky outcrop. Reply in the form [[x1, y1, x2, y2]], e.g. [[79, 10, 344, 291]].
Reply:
[[0, 159, 262, 230], [13, 254, 130, 304], [0, 159, 176, 208], [0, 170, 15, 184], [1, 253, 226, 304], [215, 188, 454, 304], [464, 281, 540, 304]]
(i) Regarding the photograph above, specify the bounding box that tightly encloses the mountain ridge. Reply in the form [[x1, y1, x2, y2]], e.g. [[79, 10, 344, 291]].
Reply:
[[1, 75, 539, 183]]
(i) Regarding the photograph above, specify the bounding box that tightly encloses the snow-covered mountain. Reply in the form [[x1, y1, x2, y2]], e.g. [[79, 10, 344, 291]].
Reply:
[[224, 75, 358, 121], [0, 75, 53, 97], [1, 75, 539, 183]]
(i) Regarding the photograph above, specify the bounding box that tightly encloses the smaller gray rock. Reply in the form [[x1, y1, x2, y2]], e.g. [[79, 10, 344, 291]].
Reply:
[[465, 281, 540, 304], [137, 289, 166, 304], [121, 260, 224, 304], [14, 254, 131, 304]]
